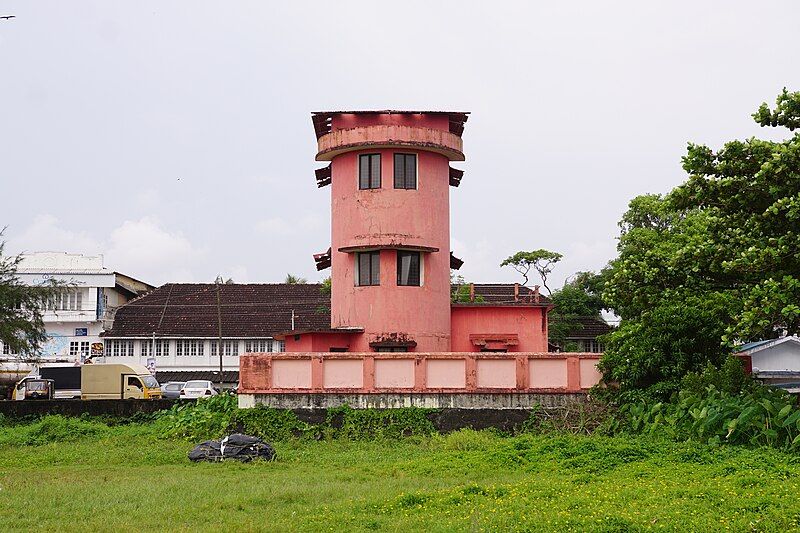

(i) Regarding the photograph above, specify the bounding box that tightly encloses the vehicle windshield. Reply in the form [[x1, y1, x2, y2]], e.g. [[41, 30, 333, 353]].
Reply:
[[185, 380, 209, 389], [140, 375, 159, 389], [28, 381, 48, 391]]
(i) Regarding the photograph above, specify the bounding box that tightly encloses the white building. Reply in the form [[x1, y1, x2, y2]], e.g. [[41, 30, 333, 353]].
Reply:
[[737, 336, 800, 392], [100, 283, 329, 385], [1, 252, 153, 362]]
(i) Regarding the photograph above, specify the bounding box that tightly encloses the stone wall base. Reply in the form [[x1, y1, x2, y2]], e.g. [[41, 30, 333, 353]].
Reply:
[[238, 392, 587, 410]]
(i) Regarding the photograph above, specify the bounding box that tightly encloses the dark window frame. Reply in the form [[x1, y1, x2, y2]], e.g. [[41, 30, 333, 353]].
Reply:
[[359, 154, 381, 190], [393, 153, 417, 189], [396, 251, 421, 286], [357, 251, 381, 286]]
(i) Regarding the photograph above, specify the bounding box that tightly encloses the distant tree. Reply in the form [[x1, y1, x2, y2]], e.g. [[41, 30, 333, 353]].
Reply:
[[0, 232, 64, 357], [548, 271, 608, 350], [500, 249, 562, 294], [284, 274, 308, 285], [601, 89, 800, 396]]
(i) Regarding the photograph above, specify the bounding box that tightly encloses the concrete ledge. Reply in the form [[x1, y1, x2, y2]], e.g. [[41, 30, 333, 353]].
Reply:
[[0, 399, 178, 419], [238, 392, 587, 410]]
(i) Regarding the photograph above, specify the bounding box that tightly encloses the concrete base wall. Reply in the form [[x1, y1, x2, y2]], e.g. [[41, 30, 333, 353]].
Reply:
[[0, 399, 178, 419], [238, 392, 586, 410]]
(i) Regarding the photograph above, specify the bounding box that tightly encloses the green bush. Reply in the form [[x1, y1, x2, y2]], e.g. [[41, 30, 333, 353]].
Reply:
[[0, 415, 110, 446], [154, 393, 238, 440], [617, 384, 800, 450], [325, 406, 436, 440], [230, 407, 314, 441]]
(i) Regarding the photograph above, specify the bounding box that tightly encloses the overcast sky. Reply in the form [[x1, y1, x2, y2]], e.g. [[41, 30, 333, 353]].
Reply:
[[1, 1, 798, 288]]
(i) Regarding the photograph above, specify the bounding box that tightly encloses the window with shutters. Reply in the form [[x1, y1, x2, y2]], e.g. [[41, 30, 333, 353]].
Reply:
[[358, 154, 381, 189], [397, 251, 421, 286], [356, 251, 380, 286], [393, 153, 417, 189], [244, 339, 274, 353]]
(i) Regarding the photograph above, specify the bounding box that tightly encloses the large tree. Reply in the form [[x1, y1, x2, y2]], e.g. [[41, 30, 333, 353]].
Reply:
[[0, 234, 63, 357], [601, 89, 800, 394]]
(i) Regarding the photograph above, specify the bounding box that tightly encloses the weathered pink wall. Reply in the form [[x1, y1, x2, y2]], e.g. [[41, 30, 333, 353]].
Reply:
[[374, 359, 415, 389], [331, 113, 450, 132], [450, 306, 548, 352], [530, 359, 567, 389], [285, 332, 354, 352], [240, 352, 602, 393], [330, 146, 452, 352]]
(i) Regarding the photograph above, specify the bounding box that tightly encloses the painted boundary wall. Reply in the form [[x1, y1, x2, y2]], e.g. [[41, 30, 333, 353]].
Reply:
[[239, 352, 602, 396]]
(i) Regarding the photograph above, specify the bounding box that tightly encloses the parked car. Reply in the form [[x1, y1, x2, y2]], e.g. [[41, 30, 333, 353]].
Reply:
[[180, 380, 218, 399], [160, 381, 185, 400]]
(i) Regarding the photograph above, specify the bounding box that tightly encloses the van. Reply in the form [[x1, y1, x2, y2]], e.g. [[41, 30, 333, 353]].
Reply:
[[81, 363, 162, 400]]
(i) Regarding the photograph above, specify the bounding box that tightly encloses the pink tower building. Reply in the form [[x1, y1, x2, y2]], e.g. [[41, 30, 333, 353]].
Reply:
[[285, 111, 551, 354], [238, 111, 605, 405]]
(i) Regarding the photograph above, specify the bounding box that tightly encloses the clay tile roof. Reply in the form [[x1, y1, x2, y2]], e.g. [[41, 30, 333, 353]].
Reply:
[[102, 283, 331, 338], [561, 317, 614, 339], [452, 284, 552, 307], [311, 110, 470, 139]]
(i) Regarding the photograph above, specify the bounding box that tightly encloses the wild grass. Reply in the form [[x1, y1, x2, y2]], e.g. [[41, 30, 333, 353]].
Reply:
[[2, 417, 800, 531]]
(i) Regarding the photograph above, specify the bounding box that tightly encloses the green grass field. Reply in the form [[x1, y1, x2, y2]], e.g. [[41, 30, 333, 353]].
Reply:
[[2, 417, 800, 532]]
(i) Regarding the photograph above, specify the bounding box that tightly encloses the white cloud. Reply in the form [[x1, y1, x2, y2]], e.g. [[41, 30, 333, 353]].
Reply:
[[7, 214, 102, 255], [106, 217, 208, 284], [7, 215, 208, 286]]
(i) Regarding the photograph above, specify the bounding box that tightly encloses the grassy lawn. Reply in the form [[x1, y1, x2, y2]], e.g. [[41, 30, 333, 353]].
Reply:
[[2, 419, 800, 532]]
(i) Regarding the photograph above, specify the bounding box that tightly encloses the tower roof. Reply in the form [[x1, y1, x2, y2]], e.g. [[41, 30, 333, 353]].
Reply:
[[311, 110, 469, 139]]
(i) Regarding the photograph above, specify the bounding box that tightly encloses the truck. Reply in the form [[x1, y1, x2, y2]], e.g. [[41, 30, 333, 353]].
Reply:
[[13, 364, 82, 400], [13, 363, 161, 400], [81, 363, 162, 400]]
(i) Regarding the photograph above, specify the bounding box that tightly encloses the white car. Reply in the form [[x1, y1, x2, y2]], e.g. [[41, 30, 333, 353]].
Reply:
[[180, 380, 219, 399]]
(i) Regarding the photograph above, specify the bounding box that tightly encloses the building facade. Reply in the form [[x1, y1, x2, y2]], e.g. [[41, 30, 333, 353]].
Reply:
[[99, 283, 326, 384], [1, 252, 153, 362]]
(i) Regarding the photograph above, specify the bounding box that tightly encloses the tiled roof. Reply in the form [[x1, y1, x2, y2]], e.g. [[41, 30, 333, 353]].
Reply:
[[452, 284, 552, 307], [559, 317, 614, 339], [103, 283, 330, 338], [156, 370, 239, 384], [104, 282, 550, 338]]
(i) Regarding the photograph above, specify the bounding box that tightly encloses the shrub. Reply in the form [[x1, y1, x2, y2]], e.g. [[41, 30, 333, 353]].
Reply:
[[0, 415, 110, 446]]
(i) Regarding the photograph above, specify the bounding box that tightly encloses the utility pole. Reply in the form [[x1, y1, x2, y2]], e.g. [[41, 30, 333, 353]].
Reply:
[[216, 277, 223, 392]]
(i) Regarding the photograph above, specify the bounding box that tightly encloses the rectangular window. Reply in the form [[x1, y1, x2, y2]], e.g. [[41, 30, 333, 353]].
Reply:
[[2, 342, 11, 355], [154, 340, 169, 357], [374, 346, 408, 352], [397, 251, 421, 286], [141, 340, 152, 358], [357, 251, 381, 286], [211, 340, 240, 357], [244, 339, 274, 353], [393, 153, 417, 189], [358, 154, 381, 189]]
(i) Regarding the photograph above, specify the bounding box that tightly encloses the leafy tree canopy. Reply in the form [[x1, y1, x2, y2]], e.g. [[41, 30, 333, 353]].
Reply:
[[500, 249, 562, 294], [601, 89, 800, 395], [284, 274, 308, 285]]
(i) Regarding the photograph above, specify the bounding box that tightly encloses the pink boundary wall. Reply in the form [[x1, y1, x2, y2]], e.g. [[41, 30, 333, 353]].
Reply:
[[240, 352, 602, 394]]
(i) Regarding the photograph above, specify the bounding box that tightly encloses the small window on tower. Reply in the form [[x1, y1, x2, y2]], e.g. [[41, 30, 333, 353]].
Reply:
[[397, 251, 421, 286], [357, 251, 381, 286], [393, 153, 417, 189], [359, 154, 381, 189]]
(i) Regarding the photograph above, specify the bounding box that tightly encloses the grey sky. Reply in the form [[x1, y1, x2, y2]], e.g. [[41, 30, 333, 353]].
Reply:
[[1, 1, 798, 288]]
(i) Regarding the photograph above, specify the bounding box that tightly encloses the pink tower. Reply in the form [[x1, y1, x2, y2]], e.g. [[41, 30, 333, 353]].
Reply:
[[310, 111, 468, 352]]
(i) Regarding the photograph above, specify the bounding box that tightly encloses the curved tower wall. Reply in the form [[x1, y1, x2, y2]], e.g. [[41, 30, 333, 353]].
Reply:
[[318, 113, 460, 352]]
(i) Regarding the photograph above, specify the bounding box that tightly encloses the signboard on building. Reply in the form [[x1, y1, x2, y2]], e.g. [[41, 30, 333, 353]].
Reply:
[[146, 357, 156, 374], [91, 342, 104, 356], [75, 328, 88, 337]]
